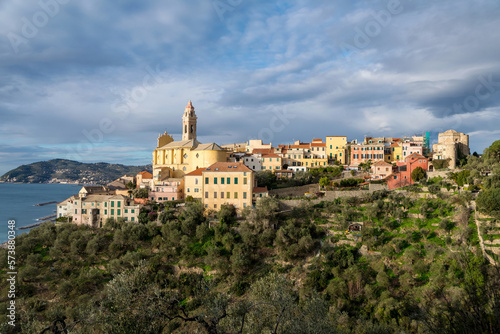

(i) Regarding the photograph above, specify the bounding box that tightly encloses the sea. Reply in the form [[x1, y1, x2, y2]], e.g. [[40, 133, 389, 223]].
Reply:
[[0, 183, 80, 244]]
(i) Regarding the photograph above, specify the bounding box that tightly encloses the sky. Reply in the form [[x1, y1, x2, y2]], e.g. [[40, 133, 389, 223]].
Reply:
[[1, 0, 500, 175]]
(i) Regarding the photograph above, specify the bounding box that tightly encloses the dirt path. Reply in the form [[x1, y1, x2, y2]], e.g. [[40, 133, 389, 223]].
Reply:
[[474, 206, 498, 266]]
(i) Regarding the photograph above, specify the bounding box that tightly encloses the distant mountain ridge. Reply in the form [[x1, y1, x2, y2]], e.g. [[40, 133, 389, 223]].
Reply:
[[0, 159, 152, 184]]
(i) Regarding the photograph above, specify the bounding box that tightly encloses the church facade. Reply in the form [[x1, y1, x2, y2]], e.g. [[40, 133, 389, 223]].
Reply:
[[152, 101, 228, 181]]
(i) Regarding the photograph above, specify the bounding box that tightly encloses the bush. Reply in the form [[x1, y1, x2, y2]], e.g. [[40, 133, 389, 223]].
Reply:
[[428, 184, 441, 194]]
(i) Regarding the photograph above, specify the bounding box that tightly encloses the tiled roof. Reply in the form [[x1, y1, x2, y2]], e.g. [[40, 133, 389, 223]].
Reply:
[[407, 153, 426, 159], [159, 139, 201, 149], [373, 161, 392, 166], [311, 143, 326, 147], [262, 154, 280, 158], [194, 143, 224, 151], [204, 162, 252, 173], [138, 171, 153, 179], [253, 187, 268, 193], [253, 148, 273, 155], [185, 168, 206, 176]]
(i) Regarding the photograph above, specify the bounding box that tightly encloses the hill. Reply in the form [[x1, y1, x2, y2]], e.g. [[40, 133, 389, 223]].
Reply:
[[0, 159, 152, 184]]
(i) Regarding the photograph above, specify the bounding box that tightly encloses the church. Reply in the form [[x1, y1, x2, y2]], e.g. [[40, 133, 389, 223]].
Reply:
[[152, 101, 227, 181]]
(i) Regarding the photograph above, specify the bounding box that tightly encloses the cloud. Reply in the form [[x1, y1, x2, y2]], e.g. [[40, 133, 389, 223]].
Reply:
[[1, 0, 499, 174]]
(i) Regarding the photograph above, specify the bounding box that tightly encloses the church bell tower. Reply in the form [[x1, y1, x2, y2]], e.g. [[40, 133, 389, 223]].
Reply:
[[182, 100, 197, 141]]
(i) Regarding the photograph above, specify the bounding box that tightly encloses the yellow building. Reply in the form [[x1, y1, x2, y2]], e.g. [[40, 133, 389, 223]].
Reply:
[[152, 101, 227, 181], [201, 162, 254, 211], [302, 157, 328, 168], [70, 194, 140, 227], [261, 154, 283, 172], [390, 142, 403, 162], [326, 136, 347, 164], [184, 168, 205, 200]]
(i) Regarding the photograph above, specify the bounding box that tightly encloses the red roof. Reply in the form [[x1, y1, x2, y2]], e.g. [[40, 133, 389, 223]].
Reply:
[[253, 187, 268, 193], [311, 143, 326, 147], [373, 161, 392, 166], [185, 168, 205, 176], [407, 153, 426, 160], [137, 171, 153, 179], [262, 154, 280, 158], [204, 162, 252, 172], [252, 148, 273, 155]]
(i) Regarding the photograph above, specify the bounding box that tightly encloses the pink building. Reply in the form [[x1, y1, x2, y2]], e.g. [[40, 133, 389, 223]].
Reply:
[[371, 161, 393, 180], [149, 178, 184, 202], [386, 154, 429, 190], [401, 142, 423, 160], [350, 143, 385, 166]]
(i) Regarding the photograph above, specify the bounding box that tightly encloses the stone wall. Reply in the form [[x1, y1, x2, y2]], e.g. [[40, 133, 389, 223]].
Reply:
[[369, 183, 388, 191], [269, 183, 320, 197], [427, 171, 451, 179]]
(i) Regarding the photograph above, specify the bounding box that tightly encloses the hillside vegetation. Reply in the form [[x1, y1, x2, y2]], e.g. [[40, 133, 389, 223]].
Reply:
[[1, 140, 499, 333], [0, 159, 151, 184]]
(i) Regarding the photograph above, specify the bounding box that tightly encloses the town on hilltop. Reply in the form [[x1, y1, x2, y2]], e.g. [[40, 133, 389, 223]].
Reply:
[[57, 101, 471, 227]]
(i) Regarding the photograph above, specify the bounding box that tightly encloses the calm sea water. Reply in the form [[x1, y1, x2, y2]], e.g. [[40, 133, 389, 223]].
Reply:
[[0, 183, 79, 243]]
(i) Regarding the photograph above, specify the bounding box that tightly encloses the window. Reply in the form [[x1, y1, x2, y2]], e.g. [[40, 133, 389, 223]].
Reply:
[[75, 209, 77, 214], [243, 203, 247, 208], [111, 209, 114, 215], [131, 217, 135, 222], [205, 192, 208, 199], [221, 177, 225, 184], [214, 204, 217, 209], [187, 188, 190, 192], [234, 177, 238, 184], [221, 192, 224, 199], [227, 192, 230, 199], [111, 201, 114, 207], [330, 145, 332, 149], [234, 192, 238, 199], [105, 209, 107, 215], [243, 192, 247, 199], [214, 177, 218, 184], [205, 177, 209, 184], [227, 177, 230, 184], [117, 209, 121, 215], [125, 217, 128, 221], [195, 178, 199, 185], [117, 201, 121, 208], [131, 209, 135, 213], [214, 192, 217, 198], [125, 209, 128, 213]]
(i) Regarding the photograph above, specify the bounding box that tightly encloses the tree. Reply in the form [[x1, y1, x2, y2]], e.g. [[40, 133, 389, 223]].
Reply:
[[477, 188, 500, 218], [133, 188, 149, 199], [319, 176, 330, 189], [486, 139, 500, 161], [411, 166, 426, 182], [217, 204, 237, 225], [255, 171, 277, 188]]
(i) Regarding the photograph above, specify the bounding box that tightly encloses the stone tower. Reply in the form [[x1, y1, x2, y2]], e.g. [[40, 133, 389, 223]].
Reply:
[[182, 100, 197, 141]]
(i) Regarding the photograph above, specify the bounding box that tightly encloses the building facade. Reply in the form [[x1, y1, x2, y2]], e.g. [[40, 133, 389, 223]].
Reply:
[[326, 136, 347, 164], [201, 162, 254, 211], [152, 101, 227, 180], [432, 129, 470, 169]]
